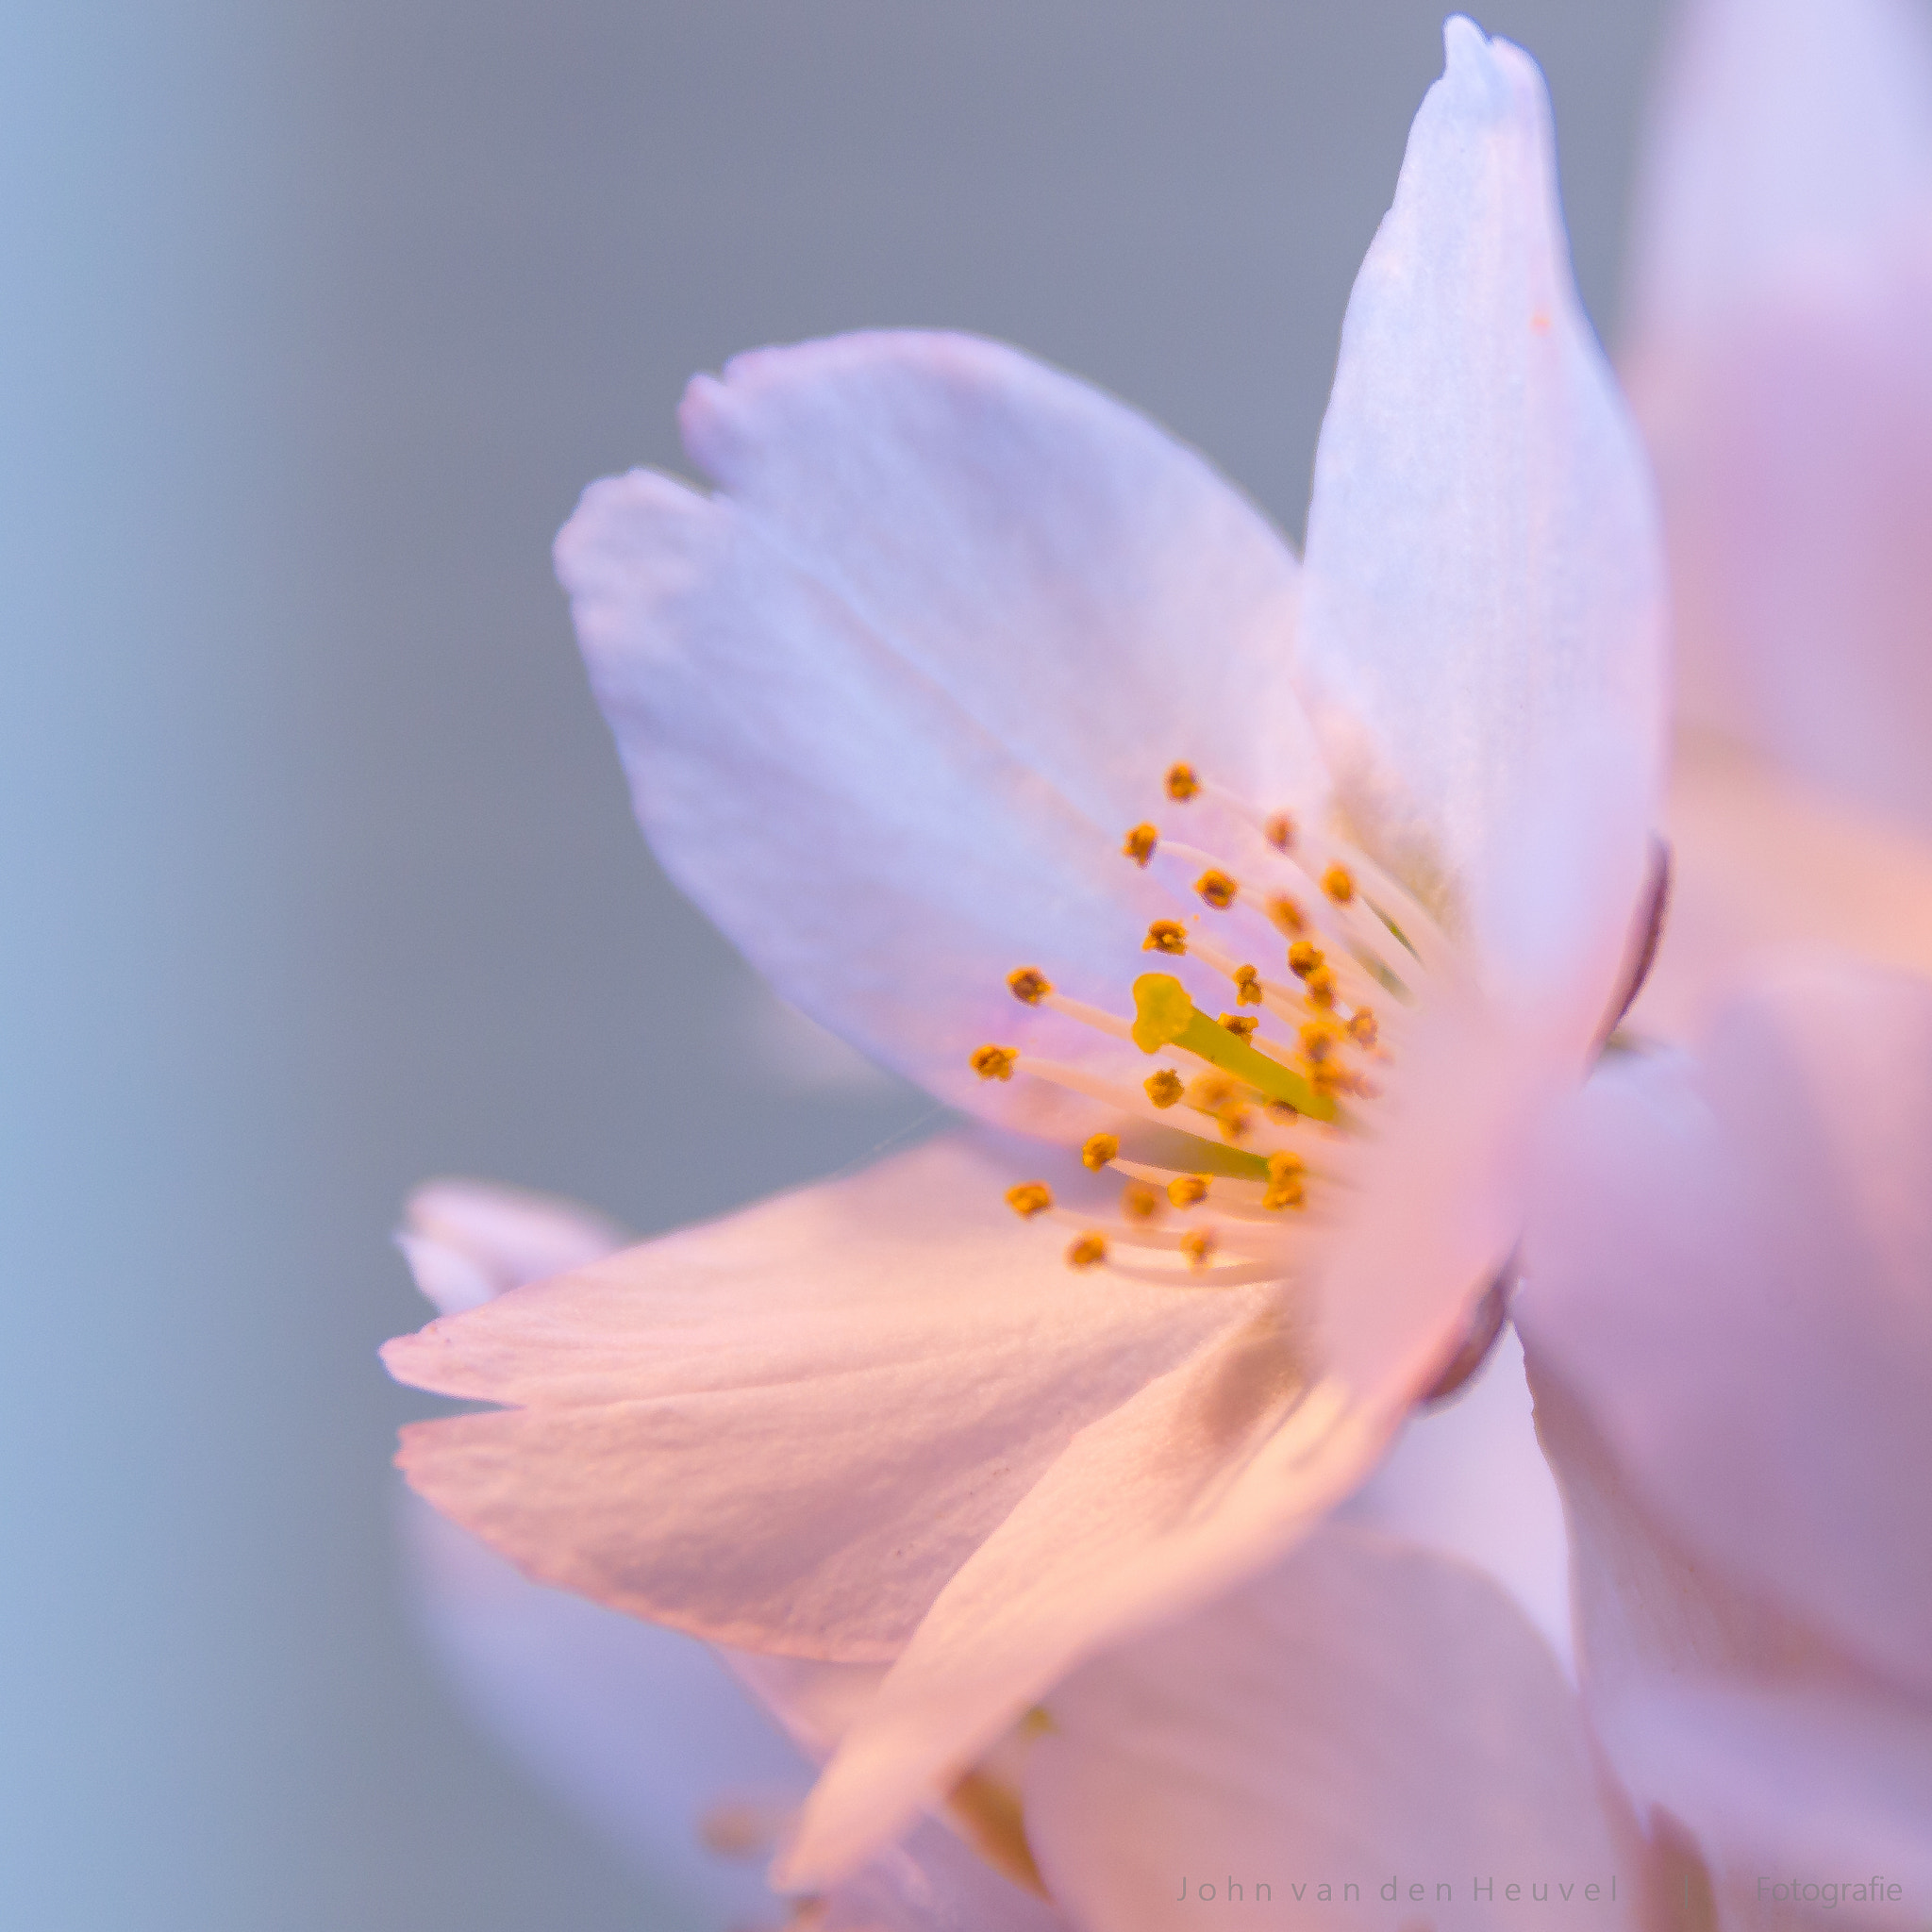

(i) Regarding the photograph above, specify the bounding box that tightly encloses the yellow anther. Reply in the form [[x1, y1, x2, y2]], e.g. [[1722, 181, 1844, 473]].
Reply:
[[1122, 823, 1159, 867], [1080, 1132, 1120, 1171], [1267, 894, 1306, 937], [1218, 1107, 1255, 1142], [1121, 1181, 1163, 1222], [1144, 1069, 1184, 1108], [1067, 1232, 1108, 1269], [1303, 963, 1338, 1009], [1265, 1099, 1301, 1124], [1300, 1019, 1344, 1063], [1165, 762, 1200, 802], [1263, 1171, 1307, 1210], [1218, 1012, 1257, 1041], [1289, 940, 1324, 979], [1178, 1228, 1217, 1271], [1005, 1181, 1054, 1219], [1007, 966, 1052, 1005], [1187, 1072, 1241, 1112], [1323, 863, 1356, 904], [972, 1044, 1018, 1080], [1348, 1008, 1379, 1048], [1167, 1174, 1209, 1208], [1194, 868, 1239, 910], [1233, 964, 1262, 1005], [1142, 920, 1188, 956], [1263, 810, 1295, 851], [1310, 1058, 1357, 1097], [1131, 973, 1197, 1051], [1267, 1150, 1307, 1185]]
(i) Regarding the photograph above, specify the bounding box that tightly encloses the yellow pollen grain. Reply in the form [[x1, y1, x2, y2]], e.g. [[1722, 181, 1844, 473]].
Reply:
[[1289, 940, 1324, 979], [1178, 1228, 1217, 1271], [1218, 1012, 1257, 1041], [1263, 810, 1295, 851], [1165, 762, 1200, 802], [1143, 920, 1188, 956], [1233, 963, 1262, 1005], [1167, 1174, 1209, 1208], [1122, 823, 1159, 867], [1067, 1232, 1108, 1269], [1349, 1008, 1379, 1048], [1121, 1181, 1163, 1222], [1303, 963, 1338, 1009], [1006, 966, 1052, 1005], [971, 1044, 1017, 1081], [1323, 863, 1356, 904], [1267, 893, 1306, 937], [1145, 1069, 1184, 1108], [1300, 1019, 1343, 1063], [1080, 1132, 1120, 1171], [1194, 868, 1239, 910], [1005, 1181, 1054, 1219], [1263, 1173, 1306, 1210], [1267, 1150, 1307, 1184]]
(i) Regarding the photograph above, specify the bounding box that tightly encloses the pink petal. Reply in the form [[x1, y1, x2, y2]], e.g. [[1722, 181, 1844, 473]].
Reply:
[[556, 334, 1306, 1132], [1528, 1339, 1932, 1912], [397, 1177, 627, 1316], [1521, 957, 1932, 1707], [1625, 0, 1932, 831], [1024, 1528, 1624, 1931], [1633, 735, 1932, 1042], [1626, 0, 1932, 350], [384, 1129, 1254, 1660], [1299, 19, 1665, 922], [1341, 1327, 1573, 1673]]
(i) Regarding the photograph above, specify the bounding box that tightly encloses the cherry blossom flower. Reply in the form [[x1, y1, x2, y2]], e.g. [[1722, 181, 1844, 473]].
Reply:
[[1517, 957, 1932, 1926], [400, 1182, 1631, 1929], [385, 16, 1665, 1887]]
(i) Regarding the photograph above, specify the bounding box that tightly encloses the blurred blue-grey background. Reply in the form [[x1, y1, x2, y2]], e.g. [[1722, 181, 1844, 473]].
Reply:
[[1, 4, 1664, 1925]]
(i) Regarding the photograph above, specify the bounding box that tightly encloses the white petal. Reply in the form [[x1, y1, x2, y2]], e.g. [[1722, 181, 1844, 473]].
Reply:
[[678, 331, 1315, 831], [1299, 19, 1665, 924], [397, 1178, 627, 1316], [1024, 1527, 1624, 1932]]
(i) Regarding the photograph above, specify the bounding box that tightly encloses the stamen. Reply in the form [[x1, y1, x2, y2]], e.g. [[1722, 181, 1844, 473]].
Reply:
[[972, 1044, 1018, 1080], [1178, 1229, 1217, 1271], [1143, 920, 1189, 956], [1144, 1069, 1184, 1108], [1322, 863, 1355, 903], [1081, 1132, 1120, 1170], [1008, 967, 1052, 1005], [1303, 963, 1339, 1010], [1067, 1233, 1108, 1269], [1167, 1174, 1209, 1208], [1233, 964, 1262, 1005], [1121, 1181, 1163, 1221], [1218, 1012, 1257, 1041], [1348, 1009, 1379, 1048], [1006, 1182, 1054, 1219], [1264, 1150, 1307, 1211], [1289, 941, 1324, 979], [1263, 811, 1295, 852], [1194, 869, 1239, 910], [1164, 762, 1200, 802], [1300, 1019, 1344, 1063], [1266, 894, 1306, 937], [1122, 823, 1159, 868]]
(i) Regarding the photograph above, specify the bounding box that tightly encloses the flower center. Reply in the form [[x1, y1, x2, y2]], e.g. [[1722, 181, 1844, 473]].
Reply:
[[973, 762, 1447, 1285]]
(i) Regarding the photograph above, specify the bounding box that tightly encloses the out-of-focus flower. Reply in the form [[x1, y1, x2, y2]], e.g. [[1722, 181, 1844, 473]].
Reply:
[[1518, 958, 1932, 1925], [386, 17, 1665, 1888], [1622, 0, 1932, 1041], [401, 1184, 1632, 1931]]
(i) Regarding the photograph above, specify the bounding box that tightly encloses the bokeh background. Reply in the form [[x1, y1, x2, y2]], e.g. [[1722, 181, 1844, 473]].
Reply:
[[2, 4, 1667, 1925]]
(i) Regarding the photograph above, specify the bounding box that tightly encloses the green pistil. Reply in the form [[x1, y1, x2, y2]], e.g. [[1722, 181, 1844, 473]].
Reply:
[[1130, 974, 1336, 1123]]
